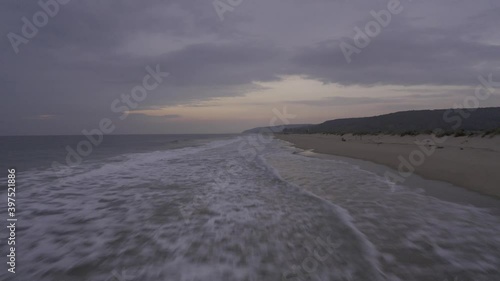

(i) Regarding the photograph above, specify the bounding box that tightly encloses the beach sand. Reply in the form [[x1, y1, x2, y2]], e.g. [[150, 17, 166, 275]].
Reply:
[[275, 133, 500, 198]]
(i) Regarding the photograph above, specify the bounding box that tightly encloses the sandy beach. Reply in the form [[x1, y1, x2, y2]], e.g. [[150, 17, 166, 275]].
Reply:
[[275, 133, 500, 198]]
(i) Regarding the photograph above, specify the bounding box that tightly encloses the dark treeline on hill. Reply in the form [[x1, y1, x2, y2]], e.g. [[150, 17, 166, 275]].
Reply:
[[283, 107, 500, 136]]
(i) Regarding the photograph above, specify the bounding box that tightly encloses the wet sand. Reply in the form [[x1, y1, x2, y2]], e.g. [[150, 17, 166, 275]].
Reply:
[[275, 134, 500, 199]]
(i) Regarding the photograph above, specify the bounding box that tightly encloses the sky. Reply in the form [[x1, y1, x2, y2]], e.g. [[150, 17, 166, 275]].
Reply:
[[1, 0, 500, 135]]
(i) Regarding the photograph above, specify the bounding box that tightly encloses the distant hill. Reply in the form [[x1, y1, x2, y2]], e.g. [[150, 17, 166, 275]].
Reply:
[[242, 124, 312, 134], [283, 107, 500, 135]]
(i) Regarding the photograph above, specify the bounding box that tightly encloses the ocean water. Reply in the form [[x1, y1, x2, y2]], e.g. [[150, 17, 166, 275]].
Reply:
[[1, 134, 500, 281]]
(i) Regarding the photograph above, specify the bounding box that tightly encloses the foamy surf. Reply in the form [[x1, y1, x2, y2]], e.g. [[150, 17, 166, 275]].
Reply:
[[265, 139, 500, 281], [0, 136, 499, 281]]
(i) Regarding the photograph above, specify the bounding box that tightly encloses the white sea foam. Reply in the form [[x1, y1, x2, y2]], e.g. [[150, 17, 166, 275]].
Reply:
[[265, 139, 500, 281], [1, 136, 499, 281]]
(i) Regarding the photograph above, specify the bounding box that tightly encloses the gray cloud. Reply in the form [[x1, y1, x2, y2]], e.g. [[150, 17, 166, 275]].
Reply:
[[291, 19, 500, 86], [1, 0, 499, 135]]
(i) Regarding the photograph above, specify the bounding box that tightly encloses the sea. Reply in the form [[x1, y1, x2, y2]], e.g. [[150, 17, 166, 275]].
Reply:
[[1, 134, 499, 281]]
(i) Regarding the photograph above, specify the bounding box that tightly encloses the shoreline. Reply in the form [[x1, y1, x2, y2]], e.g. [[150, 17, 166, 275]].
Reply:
[[274, 133, 500, 199]]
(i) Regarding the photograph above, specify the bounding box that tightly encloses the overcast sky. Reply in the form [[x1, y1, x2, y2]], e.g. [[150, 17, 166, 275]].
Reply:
[[1, 0, 499, 135]]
